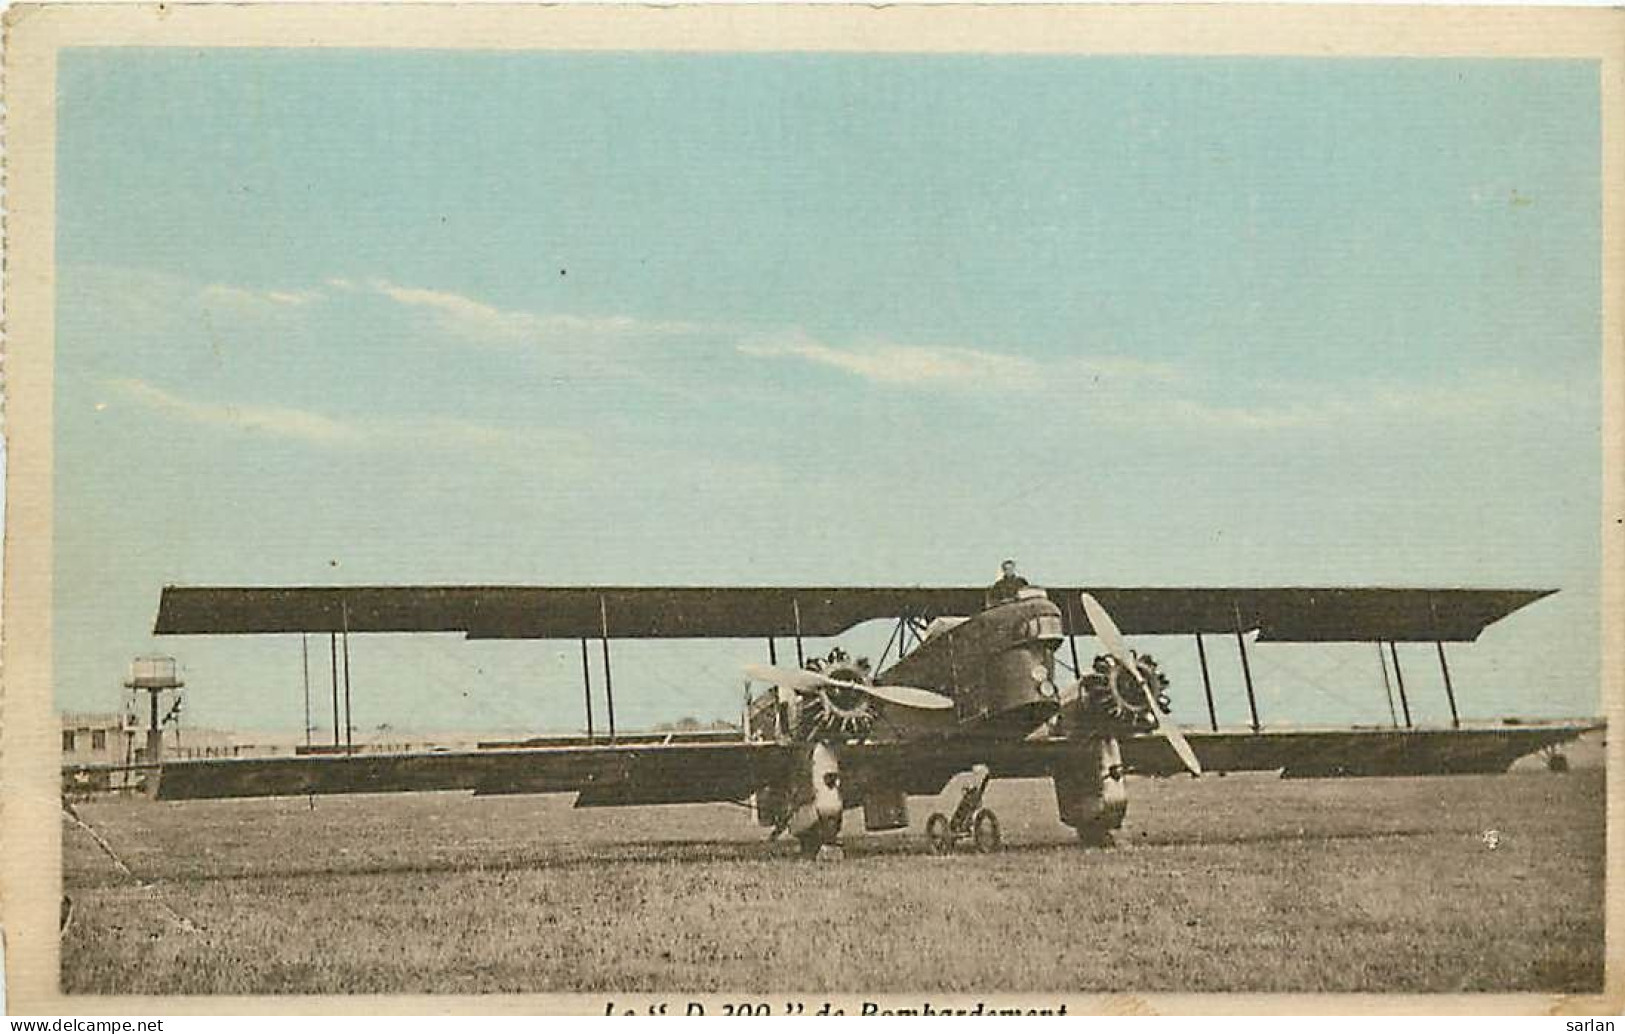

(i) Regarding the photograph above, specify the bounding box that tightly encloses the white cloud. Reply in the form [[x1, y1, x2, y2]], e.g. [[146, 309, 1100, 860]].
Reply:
[[368, 279, 705, 344], [109, 378, 363, 445], [201, 283, 323, 310], [197, 276, 706, 351], [735, 326, 1572, 435], [1154, 371, 1576, 432], [739, 332, 1045, 390], [105, 378, 527, 451], [738, 330, 1182, 395], [171, 271, 1571, 437]]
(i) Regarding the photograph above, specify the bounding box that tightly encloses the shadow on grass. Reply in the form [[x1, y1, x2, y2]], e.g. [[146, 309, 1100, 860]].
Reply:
[[131, 823, 1442, 888]]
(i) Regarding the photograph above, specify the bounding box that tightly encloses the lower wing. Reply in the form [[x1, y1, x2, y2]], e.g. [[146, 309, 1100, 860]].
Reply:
[[129, 741, 791, 804], [67, 721, 1597, 803], [1117, 722, 1600, 778]]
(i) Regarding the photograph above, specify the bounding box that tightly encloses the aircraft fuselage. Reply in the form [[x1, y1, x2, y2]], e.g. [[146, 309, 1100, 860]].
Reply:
[[879, 592, 1065, 740]]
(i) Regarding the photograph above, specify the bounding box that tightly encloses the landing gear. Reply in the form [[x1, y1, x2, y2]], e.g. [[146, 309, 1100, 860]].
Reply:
[[924, 765, 1000, 854], [923, 807, 1002, 853], [971, 808, 1001, 853]]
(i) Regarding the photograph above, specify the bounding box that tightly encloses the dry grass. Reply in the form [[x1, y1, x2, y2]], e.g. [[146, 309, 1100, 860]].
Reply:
[[60, 767, 1604, 995]]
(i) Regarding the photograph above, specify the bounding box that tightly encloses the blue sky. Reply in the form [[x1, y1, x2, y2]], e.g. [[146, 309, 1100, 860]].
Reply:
[[53, 50, 1603, 736]]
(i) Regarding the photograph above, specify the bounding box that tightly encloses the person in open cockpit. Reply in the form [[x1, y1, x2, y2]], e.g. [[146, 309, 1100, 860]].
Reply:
[[986, 559, 1030, 608]]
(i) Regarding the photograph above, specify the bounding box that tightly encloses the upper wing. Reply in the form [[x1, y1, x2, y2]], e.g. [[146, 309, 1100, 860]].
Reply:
[[154, 585, 1554, 642], [148, 741, 791, 804]]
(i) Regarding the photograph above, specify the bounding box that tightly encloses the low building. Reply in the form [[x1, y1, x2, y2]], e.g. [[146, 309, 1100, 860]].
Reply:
[[60, 711, 138, 766], [60, 712, 140, 792]]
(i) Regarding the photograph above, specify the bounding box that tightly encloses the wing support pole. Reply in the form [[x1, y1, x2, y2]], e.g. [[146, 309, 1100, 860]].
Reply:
[[1376, 641, 1399, 728], [874, 618, 904, 671], [1232, 603, 1261, 734], [328, 633, 340, 749], [341, 600, 353, 754], [1194, 632, 1218, 732], [579, 638, 595, 744], [599, 595, 617, 742], [1436, 641, 1459, 730], [1430, 598, 1461, 729], [767, 637, 778, 665], [1064, 606, 1082, 678], [300, 634, 312, 750], [1387, 641, 1413, 728], [792, 598, 806, 668]]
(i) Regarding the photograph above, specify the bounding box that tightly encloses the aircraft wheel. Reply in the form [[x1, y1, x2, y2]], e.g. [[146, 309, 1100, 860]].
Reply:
[[1547, 753, 1570, 773], [926, 812, 954, 854], [971, 808, 1001, 853], [796, 832, 823, 858]]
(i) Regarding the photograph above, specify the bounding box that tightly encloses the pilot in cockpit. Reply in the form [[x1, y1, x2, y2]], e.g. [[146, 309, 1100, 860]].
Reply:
[[986, 559, 1030, 608]]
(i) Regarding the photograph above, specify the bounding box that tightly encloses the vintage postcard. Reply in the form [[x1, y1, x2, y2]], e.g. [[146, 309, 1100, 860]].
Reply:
[[3, 3, 1621, 1017]]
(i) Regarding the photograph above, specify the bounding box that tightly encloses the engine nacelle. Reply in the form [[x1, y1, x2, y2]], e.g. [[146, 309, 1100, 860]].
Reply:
[[861, 784, 910, 832], [1052, 737, 1127, 845]]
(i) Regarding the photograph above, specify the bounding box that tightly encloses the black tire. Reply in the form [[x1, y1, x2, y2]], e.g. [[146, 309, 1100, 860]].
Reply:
[[926, 812, 953, 854], [971, 808, 1001, 853], [796, 832, 823, 858], [1548, 753, 1571, 773]]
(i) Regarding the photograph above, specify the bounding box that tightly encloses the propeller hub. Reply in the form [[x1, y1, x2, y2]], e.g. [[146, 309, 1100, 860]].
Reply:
[[1079, 654, 1170, 733], [797, 651, 877, 740]]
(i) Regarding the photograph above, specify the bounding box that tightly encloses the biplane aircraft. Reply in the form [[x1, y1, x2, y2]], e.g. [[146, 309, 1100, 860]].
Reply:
[[115, 575, 1596, 858]]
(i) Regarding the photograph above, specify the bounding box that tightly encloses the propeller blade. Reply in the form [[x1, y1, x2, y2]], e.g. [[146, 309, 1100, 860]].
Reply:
[[1079, 593, 1137, 672], [827, 678, 955, 711], [1081, 594, 1201, 777], [743, 663, 825, 693], [1138, 679, 1202, 777], [744, 664, 954, 711]]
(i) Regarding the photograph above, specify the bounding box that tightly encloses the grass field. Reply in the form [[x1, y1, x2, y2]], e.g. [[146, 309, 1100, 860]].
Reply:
[[61, 765, 1605, 995]]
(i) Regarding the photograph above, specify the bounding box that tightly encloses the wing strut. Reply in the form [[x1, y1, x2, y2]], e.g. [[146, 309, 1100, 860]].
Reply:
[[1376, 641, 1400, 728], [791, 598, 806, 667], [1388, 641, 1413, 728], [1064, 606, 1083, 678], [1437, 641, 1459, 729], [341, 600, 354, 753], [1194, 633, 1218, 732], [1232, 602, 1261, 733], [1431, 597, 1461, 729], [599, 595, 617, 743], [300, 634, 312, 749], [579, 638, 596, 744], [328, 633, 340, 748]]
